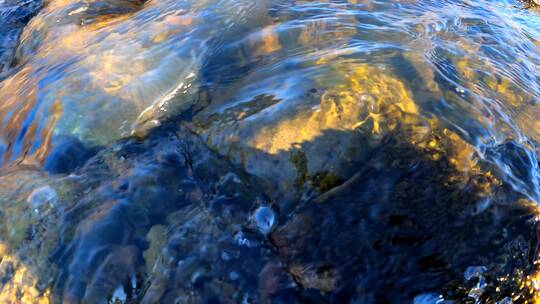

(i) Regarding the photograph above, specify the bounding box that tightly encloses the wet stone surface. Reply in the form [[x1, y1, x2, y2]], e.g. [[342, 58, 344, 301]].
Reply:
[[0, 0, 40, 76], [0, 120, 538, 303], [0, 122, 294, 303], [271, 126, 539, 303]]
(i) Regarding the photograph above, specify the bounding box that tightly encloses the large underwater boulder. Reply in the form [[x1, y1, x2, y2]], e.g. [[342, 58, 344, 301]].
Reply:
[[193, 62, 419, 205], [0, 0, 275, 168], [0, 119, 539, 303], [0, 122, 278, 303]]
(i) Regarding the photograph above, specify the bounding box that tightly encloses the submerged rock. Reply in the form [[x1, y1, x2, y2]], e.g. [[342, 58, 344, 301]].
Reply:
[[0, 118, 538, 303], [193, 63, 418, 205], [0, 101, 537, 303], [0, 122, 285, 303], [0, 0, 276, 167], [270, 123, 540, 302]]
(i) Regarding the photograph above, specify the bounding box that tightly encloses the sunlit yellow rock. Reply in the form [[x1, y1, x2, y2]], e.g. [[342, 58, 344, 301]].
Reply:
[[193, 63, 423, 201], [247, 64, 417, 154], [519, 269, 540, 304], [0, 251, 52, 304]]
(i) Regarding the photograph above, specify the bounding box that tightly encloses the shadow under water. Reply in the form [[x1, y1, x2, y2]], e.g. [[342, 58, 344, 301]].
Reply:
[[0, 112, 539, 303]]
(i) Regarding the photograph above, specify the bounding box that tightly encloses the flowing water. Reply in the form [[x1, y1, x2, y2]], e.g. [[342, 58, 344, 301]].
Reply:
[[1, 0, 540, 303]]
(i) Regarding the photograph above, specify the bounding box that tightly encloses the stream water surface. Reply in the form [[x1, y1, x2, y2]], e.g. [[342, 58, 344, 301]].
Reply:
[[1, 0, 540, 303]]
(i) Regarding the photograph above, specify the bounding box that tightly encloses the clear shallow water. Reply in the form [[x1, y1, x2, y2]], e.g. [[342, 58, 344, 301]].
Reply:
[[1, 0, 540, 303]]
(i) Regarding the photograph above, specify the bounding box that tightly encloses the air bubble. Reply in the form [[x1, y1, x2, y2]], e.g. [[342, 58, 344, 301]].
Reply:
[[464, 266, 487, 280], [250, 206, 276, 235], [27, 186, 57, 215]]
